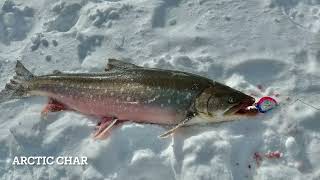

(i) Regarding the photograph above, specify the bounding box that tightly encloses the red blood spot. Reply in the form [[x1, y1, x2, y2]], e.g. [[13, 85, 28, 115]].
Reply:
[[253, 151, 282, 167], [254, 152, 263, 166], [265, 151, 282, 159]]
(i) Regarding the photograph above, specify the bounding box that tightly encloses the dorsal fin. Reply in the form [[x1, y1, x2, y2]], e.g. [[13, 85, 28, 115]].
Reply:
[[52, 70, 62, 74], [105, 59, 141, 71]]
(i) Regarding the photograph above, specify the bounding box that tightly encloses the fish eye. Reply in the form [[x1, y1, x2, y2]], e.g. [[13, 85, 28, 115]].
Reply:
[[228, 97, 236, 104]]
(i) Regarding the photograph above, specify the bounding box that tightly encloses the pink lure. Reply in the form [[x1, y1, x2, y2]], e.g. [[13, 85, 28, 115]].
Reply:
[[256, 96, 278, 113]]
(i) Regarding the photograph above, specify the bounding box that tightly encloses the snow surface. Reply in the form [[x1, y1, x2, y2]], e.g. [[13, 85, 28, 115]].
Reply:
[[0, 0, 320, 179]]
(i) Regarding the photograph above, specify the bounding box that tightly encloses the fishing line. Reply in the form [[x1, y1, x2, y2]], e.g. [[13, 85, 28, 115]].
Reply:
[[287, 98, 320, 111], [255, 96, 320, 114], [254, 77, 320, 113]]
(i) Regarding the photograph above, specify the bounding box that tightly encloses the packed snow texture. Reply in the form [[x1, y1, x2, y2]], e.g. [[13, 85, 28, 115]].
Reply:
[[0, 0, 320, 179]]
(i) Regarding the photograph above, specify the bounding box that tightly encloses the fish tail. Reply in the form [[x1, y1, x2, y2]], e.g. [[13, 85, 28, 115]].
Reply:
[[0, 61, 35, 103]]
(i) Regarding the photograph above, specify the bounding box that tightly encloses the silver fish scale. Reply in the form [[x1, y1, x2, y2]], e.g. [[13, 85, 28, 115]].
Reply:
[[29, 68, 212, 119]]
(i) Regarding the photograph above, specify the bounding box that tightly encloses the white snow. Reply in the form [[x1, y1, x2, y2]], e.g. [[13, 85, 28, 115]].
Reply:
[[1, 0, 320, 179]]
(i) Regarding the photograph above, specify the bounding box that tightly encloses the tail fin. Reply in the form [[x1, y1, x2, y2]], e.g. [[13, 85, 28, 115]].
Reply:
[[0, 61, 34, 103]]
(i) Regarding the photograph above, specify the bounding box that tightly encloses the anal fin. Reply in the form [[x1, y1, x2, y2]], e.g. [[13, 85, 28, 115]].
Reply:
[[41, 98, 70, 119]]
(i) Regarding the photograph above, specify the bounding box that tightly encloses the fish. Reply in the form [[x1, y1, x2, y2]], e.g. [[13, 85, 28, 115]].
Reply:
[[0, 59, 258, 139]]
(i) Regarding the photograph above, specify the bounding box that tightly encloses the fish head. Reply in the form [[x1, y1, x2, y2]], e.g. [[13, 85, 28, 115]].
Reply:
[[195, 82, 258, 121]]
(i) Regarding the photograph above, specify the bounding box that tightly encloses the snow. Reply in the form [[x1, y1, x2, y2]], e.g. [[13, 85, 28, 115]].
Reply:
[[0, 0, 320, 179]]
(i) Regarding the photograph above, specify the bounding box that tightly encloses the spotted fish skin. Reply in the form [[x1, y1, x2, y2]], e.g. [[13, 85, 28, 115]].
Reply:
[[0, 59, 257, 127], [26, 63, 211, 124]]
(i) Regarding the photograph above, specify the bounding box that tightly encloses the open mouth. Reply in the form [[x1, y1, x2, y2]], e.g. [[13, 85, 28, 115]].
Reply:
[[224, 99, 259, 116], [235, 105, 258, 116]]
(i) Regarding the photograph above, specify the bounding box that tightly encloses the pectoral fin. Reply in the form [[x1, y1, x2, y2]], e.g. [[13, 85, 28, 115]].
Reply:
[[93, 117, 128, 140], [158, 118, 191, 138]]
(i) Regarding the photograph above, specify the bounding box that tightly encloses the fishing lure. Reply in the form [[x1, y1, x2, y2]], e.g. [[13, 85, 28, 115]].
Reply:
[[254, 84, 319, 114], [255, 96, 278, 113]]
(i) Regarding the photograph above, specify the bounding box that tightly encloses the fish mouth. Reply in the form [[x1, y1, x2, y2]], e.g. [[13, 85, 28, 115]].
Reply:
[[224, 98, 259, 116]]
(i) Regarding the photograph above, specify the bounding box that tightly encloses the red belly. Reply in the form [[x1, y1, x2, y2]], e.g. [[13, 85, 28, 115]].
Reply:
[[53, 95, 183, 125]]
